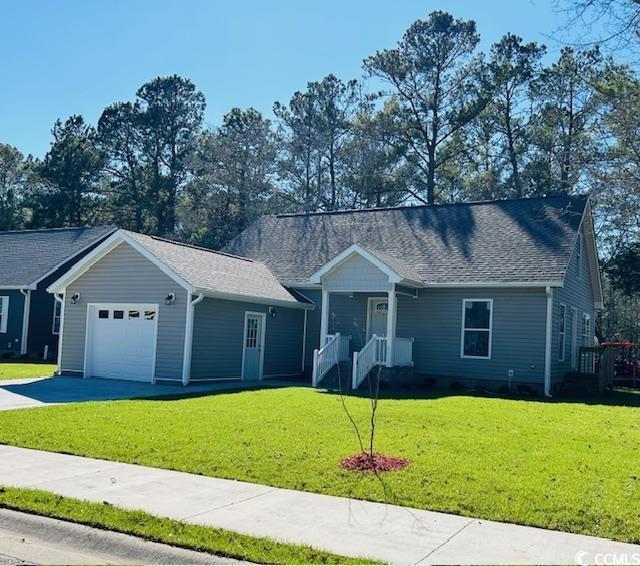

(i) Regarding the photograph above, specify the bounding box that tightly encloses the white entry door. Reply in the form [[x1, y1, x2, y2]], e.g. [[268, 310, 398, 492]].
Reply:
[[368, 298, 388, 339], [85, 304, 158, 382], [242, 312, 265, 381]]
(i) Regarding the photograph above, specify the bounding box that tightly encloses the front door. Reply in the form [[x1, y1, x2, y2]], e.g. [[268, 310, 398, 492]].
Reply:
[[243, 312, 265, 381], [368, 299, 388, 339]]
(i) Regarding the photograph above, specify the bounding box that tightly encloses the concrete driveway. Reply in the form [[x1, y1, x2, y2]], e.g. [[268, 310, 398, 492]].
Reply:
[[0, 376, 298, 411]]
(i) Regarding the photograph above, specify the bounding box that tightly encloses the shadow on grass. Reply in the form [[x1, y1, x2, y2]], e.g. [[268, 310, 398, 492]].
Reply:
[[317, 384, 640, 408], [0, 376, 308, 406]]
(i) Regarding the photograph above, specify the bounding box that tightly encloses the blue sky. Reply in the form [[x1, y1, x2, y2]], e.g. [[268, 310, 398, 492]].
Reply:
[[1, 0, 578, 158]]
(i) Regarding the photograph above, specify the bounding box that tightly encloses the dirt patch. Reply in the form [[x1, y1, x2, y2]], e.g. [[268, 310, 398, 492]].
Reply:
[[340, 452, 409, 473]]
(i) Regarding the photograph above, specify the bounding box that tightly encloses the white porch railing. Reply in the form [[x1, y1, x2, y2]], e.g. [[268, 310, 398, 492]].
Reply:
[[393, 337, 414, 366], [325, 334, 351, 362], [352, 335, 414, 390], [352, 334, 379, 390], [313, 333, 351, 387]]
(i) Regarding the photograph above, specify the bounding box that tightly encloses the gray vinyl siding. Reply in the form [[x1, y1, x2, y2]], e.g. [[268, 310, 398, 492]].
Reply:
[[190, 298, 305, 380], [0, 290, 25, 355], [323, 254, 391, 292], [297, 289, 321, 370], [303, 287, 548, 385], [60, 242, 188, 379], [551, 230, 596, 381], [329, 292, 390, 352], [397, 288, 547, 384]]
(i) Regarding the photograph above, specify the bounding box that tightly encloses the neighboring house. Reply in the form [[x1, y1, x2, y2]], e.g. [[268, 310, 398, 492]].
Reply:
[[0, 226, 116, 360], [48, 195, 602, 396]]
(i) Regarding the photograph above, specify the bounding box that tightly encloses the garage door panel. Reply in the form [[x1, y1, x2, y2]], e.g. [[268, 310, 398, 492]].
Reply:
[[86, 304, 158, 382]]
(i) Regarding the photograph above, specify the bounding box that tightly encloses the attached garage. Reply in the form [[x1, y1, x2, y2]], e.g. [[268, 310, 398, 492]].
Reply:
[[48, 230, 313, 385], [84, 304, 158, 381]]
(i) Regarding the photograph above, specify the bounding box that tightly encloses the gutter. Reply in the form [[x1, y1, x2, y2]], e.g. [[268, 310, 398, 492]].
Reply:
[[19, 289, 31, 356], [544, 286, 554, 398], [181, 293, 204, 386]]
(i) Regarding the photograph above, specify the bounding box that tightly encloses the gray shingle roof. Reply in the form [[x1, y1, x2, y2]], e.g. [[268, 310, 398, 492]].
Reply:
[[0, 226, 116, 288], [224, 196, 588, 286], [124, 231, 307, 305]]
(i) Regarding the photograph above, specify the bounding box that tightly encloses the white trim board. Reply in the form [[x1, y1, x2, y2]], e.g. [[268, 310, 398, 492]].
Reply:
[[30, 227, 118, 288], [309, 244, 423, 287], [48, 231, 193, 294], [460, 298, 494, 360]]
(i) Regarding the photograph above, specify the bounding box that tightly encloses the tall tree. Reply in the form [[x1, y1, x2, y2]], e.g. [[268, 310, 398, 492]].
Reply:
[[364, 11, 490, 204], [274, 75, 360, 211], [136, 75, 205, 235], [342, 101, 414, 207], [487, 34, 546, 197], [528, 47, 606, 194], [180, 108, 277, 248], [33, 115, 103, 227], [0, 144, 27, 230], [97, 102, 146, 230]]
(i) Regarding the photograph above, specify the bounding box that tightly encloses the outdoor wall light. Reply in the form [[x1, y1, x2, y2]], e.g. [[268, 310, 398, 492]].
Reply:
[[71, 292, 80, 304], [269, 306, 276, 318], [165, 292, 176, 305]]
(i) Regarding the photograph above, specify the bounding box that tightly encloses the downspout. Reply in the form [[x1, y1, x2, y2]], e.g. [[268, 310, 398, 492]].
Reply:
[[544, 286, 554, 398], [54, 294, 64, 374], [182, 292, 204, 386], [301, 309, 308, 373], [19, 289, 31, 356]]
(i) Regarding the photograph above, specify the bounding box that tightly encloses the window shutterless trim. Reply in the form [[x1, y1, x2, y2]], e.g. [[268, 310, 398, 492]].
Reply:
[[460, 298, 493, 360], [0, 296, 9, 334], [582, 312, 591, 346], [558, 303, 566, 362], [52, 299, 62, 335]]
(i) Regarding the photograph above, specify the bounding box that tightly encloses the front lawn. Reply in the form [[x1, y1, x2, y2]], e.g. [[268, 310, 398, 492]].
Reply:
[[0, 362, 56, 380], [0, 387, 639, 543]]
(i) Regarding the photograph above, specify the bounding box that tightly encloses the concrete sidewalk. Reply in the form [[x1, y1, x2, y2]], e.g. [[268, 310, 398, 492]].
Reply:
[[1, 445, 638, 565]]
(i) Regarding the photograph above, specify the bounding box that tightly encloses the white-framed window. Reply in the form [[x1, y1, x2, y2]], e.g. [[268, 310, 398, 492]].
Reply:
[[576, 231, 583, 277], [0, 296, 8, 334], [461, 299, 493, 359], [52, 300, 62, 335], [582, 313, 591, 346], [558, 304, 566, 361]]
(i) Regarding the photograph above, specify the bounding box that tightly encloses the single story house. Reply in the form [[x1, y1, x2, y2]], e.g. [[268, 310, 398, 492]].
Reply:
[[48, 195, 601, 396], [0, 226, 116, 359], [224, 195, 602, 396]]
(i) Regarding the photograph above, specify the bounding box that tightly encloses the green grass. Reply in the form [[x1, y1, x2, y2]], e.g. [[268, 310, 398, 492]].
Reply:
[[0, 387, 639, 543], [0, 362, 56, 380], [0, 486, 370, 564]]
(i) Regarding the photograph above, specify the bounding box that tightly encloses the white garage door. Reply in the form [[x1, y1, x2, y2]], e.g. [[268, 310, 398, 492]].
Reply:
[[85, 303, 158, 382]]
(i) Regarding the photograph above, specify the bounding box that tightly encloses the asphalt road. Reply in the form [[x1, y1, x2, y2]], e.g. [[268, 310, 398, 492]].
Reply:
[[0, 508, 246, 565]]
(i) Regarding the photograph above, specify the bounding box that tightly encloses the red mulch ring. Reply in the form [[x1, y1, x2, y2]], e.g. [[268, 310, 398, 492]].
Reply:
[[340, 452, 410, 473]]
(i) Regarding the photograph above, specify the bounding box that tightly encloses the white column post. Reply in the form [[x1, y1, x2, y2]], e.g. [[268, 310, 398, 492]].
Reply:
[[19, 289, 31, 356], [386, 284, 396, 367], [320, 289, 330, 347], [544, 286, 554, 397]]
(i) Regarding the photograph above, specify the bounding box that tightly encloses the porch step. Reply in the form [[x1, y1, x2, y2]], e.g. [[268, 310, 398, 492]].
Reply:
[[351, 365, 416, 391], [318, 362, 352, 392]]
